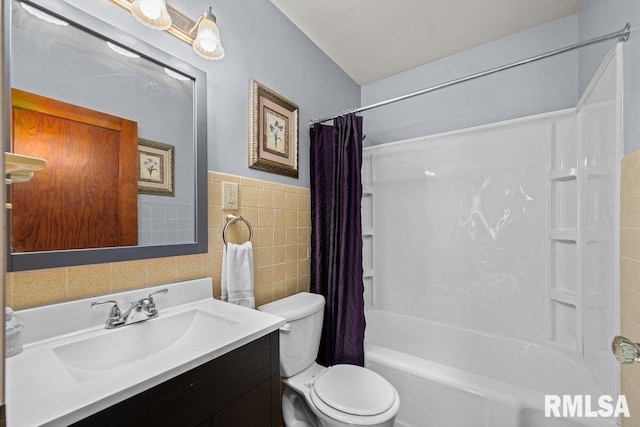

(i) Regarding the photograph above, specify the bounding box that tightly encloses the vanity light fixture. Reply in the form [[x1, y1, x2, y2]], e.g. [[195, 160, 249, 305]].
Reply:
[[109, 1, 225, 61], [131, 0, 171, 30], [190, 6, 225, 60]]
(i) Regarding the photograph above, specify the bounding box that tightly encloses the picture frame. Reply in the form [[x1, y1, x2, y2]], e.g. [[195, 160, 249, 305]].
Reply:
[[137, 138, 175, 197], [249, 79, 299, 178]]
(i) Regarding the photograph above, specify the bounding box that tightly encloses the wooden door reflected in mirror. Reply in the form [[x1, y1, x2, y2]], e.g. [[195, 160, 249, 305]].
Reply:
[[11, 89, 138, 252]]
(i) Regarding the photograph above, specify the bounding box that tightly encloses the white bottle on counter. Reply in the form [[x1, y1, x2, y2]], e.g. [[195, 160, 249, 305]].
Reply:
[[6, 308, 23, 357]]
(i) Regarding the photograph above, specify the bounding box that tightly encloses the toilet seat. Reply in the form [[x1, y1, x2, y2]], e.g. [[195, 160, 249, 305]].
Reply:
[[307, 364, 399, 425], [313, 365, 396, 415]]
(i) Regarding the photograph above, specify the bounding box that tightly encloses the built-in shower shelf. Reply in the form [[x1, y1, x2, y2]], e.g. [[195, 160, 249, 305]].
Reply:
[[550, 231, 577, 242], [586, 166, 612, 178], [361, 152, 375, 307], [545, 46, 621, 362], [549, 289, 576, 305], [550, 168, 577, 181]]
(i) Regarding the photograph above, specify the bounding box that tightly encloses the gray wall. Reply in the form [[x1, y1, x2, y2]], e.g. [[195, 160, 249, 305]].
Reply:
[[361, 15, 579, 146], [578, 0, 640, 155], [61, 0, 361, 188]]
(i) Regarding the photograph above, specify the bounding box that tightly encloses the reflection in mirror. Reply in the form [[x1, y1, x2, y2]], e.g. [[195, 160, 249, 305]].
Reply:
[[7, 0, 207, 270], [12, 88, 140, 252]]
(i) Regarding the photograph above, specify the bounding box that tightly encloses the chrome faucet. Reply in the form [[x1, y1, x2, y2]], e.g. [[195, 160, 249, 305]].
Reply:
[[91, 289, 168, 329]]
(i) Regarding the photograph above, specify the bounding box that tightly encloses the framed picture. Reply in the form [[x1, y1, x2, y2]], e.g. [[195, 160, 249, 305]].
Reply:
[[137, 138, 175, 197], [249, 79, 299, 178]]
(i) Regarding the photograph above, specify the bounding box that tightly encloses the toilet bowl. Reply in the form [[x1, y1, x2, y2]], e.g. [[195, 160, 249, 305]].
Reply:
[[283, 362, 399, 427], [258, 292, 400, 427]]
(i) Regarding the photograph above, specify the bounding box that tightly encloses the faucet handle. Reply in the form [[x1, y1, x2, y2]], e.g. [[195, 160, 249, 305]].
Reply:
[[91, 300, 122, 321], [148, 288, 168, 299], [140, 288, 168, 317]]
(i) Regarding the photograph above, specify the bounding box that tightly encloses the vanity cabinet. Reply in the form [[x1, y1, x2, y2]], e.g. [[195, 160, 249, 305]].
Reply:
[[72, 332, 281, 427]]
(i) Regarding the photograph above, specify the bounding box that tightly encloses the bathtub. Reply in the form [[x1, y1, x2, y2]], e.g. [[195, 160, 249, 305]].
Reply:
[[364, 310, 617, 427]]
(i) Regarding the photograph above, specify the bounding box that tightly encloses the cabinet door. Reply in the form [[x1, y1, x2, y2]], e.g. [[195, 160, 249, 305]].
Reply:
[[212, 379, 272, 427], [195, 418, 212, 427], [71, 332, 280, 427]]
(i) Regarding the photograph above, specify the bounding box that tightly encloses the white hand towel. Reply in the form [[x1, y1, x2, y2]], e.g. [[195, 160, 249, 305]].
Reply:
[[221, 241, 255, 308]]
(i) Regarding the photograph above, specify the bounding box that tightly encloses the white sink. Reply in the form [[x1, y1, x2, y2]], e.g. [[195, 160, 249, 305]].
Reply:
[[7, 278, 286, 427], [53, 309, 238, 382]]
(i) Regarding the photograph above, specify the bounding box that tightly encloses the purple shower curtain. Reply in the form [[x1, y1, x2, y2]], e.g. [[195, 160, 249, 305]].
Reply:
[[310, 113, 365, 367]]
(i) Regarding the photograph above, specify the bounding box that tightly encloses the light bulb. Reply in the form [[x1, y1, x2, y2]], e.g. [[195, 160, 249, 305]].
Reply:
[[139, 1, 161, 20], [198, 39, 217, 53], [131, 0, 171, 30]]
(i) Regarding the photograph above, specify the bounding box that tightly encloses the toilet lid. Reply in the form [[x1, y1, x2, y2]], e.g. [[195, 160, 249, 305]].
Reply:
[[312, 365, 395, 416]]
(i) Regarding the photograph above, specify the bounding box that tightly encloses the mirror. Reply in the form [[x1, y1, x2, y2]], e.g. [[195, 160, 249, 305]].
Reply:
[[6, 0, 207, 271]]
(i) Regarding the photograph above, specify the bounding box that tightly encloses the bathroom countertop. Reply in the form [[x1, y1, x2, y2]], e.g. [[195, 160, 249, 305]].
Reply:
[[6, 278, 285, 427]]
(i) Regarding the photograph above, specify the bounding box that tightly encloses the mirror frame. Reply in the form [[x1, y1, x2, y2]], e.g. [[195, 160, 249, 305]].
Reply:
[[5, 0, 208, 271]]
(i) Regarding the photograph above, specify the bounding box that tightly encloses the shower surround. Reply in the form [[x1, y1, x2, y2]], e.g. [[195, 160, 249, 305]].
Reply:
[[362, 45, 622, 426]]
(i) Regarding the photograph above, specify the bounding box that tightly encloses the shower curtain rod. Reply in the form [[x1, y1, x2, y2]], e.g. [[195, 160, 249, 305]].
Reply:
[[309, 23, 631, 126]]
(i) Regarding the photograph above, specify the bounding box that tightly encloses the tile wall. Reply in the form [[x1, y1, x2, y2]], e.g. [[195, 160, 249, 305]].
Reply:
[[5, 171, 311, 310], [621, 150, 640, 425], [137, 199, 194, 246]]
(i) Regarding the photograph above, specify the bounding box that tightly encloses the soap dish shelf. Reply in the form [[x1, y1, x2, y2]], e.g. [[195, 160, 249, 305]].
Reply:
[[5, 152, 47, 177], [4, 152, 47, 209]]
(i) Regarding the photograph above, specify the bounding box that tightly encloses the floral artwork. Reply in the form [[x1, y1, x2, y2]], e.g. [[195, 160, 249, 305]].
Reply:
[[269, 120, 283, 148], [140, 154, 162, 182], [264, 107, 289, 157], [137, 138, 174, 196], [249, 79, 299, 178]]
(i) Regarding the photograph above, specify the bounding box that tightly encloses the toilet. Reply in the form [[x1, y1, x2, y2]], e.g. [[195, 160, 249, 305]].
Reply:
[[258, 292, 399, 427]]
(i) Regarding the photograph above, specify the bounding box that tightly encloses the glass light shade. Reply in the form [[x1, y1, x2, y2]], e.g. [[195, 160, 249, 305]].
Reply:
[[131, 0, 172, 30], [192, 10, 225, 60]]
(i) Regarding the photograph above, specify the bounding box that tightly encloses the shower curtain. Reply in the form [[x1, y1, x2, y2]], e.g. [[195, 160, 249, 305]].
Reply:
[[310, 113, 365, 367]]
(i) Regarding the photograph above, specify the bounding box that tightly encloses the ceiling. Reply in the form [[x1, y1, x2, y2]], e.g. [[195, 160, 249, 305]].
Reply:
[[270, 0, 580, 85]]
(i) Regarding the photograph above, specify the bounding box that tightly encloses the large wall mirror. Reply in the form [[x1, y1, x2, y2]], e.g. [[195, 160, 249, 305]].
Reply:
[[6, 0, 207, 271]]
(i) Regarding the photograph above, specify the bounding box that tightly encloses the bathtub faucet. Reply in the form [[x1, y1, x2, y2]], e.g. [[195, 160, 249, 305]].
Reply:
[[91, 289, 168, 329]]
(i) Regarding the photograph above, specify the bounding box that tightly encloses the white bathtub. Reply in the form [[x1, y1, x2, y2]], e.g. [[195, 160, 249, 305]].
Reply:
[[364, 310, 616, 427]]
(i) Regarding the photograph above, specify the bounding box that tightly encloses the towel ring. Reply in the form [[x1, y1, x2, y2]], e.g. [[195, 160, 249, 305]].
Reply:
[[223, 214, 253, 246]]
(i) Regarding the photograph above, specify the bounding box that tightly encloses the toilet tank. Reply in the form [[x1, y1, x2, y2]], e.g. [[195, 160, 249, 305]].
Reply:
[[258, 292, 325, 378]]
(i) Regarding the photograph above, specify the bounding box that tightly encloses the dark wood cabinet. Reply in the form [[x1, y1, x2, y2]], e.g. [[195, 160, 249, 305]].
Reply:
[[72, 331, 281, 427]]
